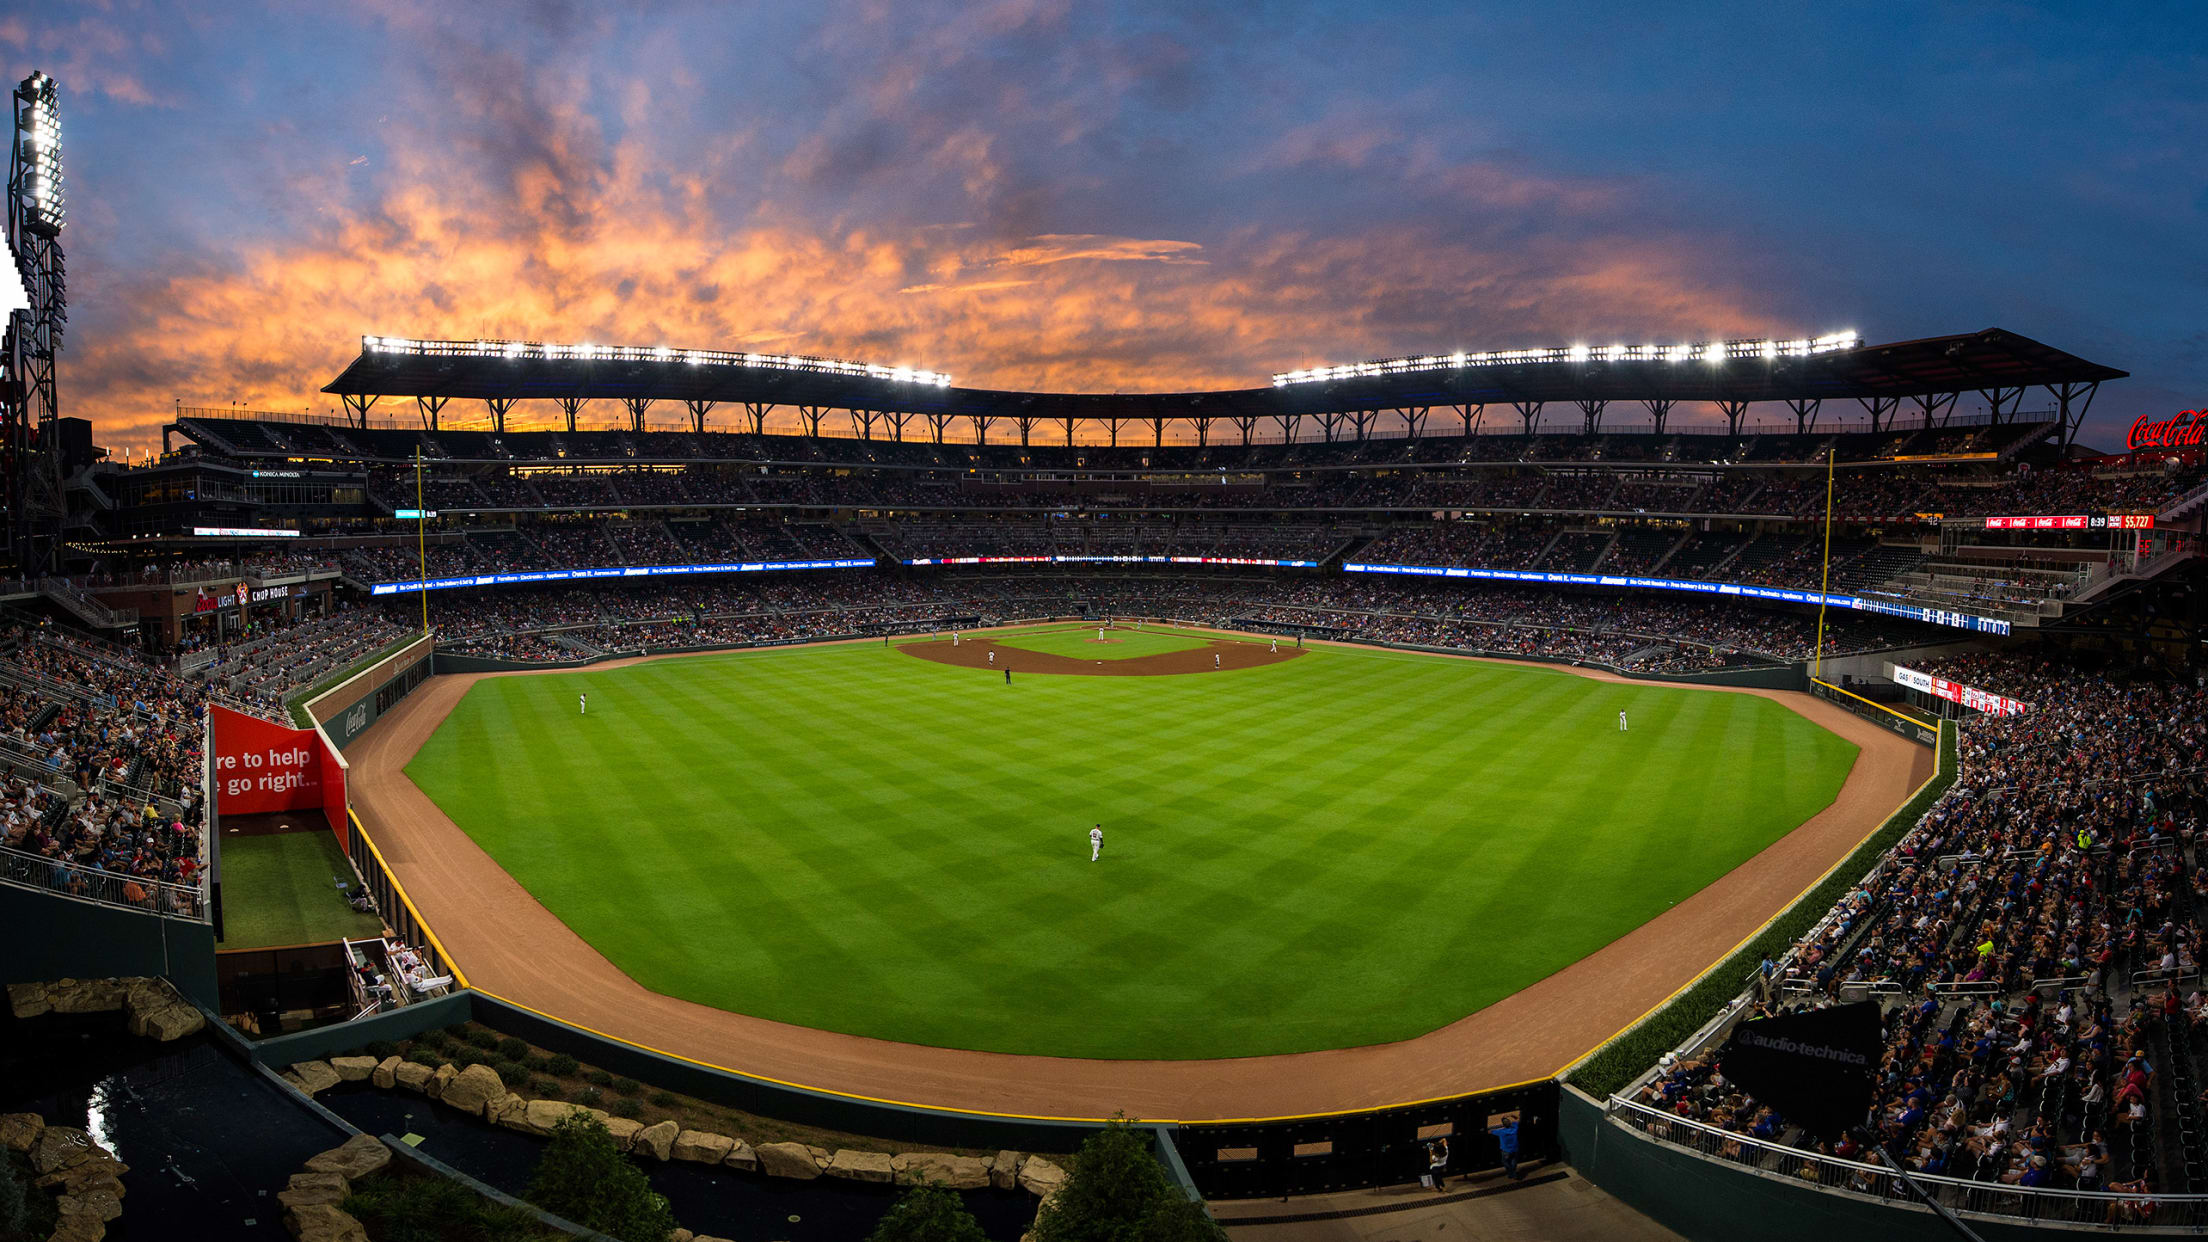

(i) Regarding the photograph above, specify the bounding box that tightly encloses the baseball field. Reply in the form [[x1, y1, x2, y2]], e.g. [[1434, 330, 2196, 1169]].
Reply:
[[403, 625, 1859, 1061]]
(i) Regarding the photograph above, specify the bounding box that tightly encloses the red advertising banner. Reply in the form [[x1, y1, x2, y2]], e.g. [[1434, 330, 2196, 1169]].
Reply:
[[209, 705, 349, 845], [1982, 513, 2154, 531]]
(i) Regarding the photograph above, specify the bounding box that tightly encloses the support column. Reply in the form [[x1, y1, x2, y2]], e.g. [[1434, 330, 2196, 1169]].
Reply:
[[971, 415, 996, 445], [485, 397, 517, 435], [1640, 399, 1676, 436], [926, 413, 953, 444], [1455, 403, 1484, 437], [683, 399, 714, 434], [1784, 398, 1820, 436], [1715, 400, 1750, 436], [415, 395, 448, 431], [743, 402, 770, 436], [1016, 415, 1040, 447], [1232, 415, 1258, 446], [1511, 401, 1543, 436], [1574, 399, 1606, 435], [1315, 411, 1345, 442], [1063, 416, 1077, 447], [1196, 417, 1212, 447], [1910, 391, 1959, 428], [1976, 386, 2024, 425], [851, 409, 877, 440], [798, 405, 827, 437], [1103, 417, 1124, 447], [340, 393, 379, 429], [1857, 396, 1898, 433], [554, 396, 588, 434], [886, 411, 912, 442], [1151, 416, 1166, 447], [1402, 406, 1428, 439], [1273, 414, 1302, 444], [2045, 382, 2099, 452], [621, 396, 652, 432]]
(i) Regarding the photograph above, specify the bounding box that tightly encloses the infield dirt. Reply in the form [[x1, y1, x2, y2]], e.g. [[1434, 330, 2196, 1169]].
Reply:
[[903, 634, 1302, 675]]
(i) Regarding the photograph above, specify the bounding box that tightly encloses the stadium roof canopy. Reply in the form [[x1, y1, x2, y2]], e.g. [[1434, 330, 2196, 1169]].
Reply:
[[322, 327, 2125, 444]]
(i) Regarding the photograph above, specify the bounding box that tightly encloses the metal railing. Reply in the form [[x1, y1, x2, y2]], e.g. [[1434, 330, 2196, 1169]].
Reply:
[[1608, 1096, 2208, 1229], [0, 843, 208, 921]]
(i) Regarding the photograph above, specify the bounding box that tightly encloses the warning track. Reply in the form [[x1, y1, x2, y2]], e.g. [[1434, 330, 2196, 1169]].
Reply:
[[346, 630, 1929, 1121]]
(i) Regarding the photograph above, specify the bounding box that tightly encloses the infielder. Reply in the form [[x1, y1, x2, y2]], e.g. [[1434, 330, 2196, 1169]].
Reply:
[[988, 649, 995, 664], [1090, 824, 1104, 862], [579, 693, 587, 716], [1618, 710, 1628, 732], [1214, 652, 1221, 669], [1098, 626, 1106, 641], [1269, 639, 1278, 654]]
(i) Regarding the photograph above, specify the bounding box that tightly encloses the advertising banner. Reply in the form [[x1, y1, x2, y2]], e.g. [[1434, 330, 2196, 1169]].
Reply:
[[1890, 664, 2028, 716], [1718, 1001, 1883, 1140], [209, 705, 349, 844], [368, 557, 876, 596]]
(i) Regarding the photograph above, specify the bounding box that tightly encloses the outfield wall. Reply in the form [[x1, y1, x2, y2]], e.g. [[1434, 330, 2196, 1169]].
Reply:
[[0, 881, 219, 1007], [307, 632, 436, 751]]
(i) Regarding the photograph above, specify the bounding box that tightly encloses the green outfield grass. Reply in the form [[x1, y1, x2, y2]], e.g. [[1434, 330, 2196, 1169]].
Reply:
[[407, 628, 1859, 1060], [219, 829, 386, 949], [991, 625, 1214, 660]]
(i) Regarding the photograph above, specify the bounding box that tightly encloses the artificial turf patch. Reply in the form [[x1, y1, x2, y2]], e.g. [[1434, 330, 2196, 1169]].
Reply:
[[217, 829, 386, 949], [407, 633, 1858, 1059]]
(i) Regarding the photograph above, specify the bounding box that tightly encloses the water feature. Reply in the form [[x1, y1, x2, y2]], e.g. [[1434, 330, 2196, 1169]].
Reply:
[[1, 1012, 353, 1240]]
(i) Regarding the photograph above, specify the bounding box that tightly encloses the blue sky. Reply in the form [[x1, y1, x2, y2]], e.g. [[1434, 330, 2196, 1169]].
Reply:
[[9, 0, 2202, 451]]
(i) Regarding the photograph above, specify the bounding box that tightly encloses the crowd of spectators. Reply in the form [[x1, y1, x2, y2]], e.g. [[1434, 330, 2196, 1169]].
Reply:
[[1632, 648, 2208, 1206]]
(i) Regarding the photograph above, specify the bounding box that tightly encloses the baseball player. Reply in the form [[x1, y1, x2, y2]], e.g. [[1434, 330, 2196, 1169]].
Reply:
[[1270, 639, 1278, 654], [1089, 824, 1104, 862], [988, 649, 995, 664], [1214, 652, 1221, 669], [579, 692, 586, 716], [1098, 626, 1106, 641], [1618, 710, 1628, 732]]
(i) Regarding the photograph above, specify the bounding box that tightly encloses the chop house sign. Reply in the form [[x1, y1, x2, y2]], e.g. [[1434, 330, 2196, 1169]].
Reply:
[[2130, 410, 2207, 451]]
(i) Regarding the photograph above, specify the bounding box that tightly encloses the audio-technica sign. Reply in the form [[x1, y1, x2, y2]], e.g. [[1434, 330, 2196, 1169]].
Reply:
[[367, 558, 874, 596], [2129, 410, 2206, 451]]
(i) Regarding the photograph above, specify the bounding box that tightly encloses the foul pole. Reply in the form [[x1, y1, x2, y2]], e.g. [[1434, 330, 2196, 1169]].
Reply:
[[414, 447, 428, 635], [1813, 447, 1835, 678]]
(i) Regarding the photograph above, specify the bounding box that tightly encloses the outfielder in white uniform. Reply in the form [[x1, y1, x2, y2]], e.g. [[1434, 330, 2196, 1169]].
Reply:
[[1090, 825, 1104, 862], [1618, 710, 1628, 732], [579, 693, 586, 716]]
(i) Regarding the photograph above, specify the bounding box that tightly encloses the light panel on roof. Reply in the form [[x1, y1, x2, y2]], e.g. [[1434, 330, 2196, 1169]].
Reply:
[[1271, 330, 1861, 386]]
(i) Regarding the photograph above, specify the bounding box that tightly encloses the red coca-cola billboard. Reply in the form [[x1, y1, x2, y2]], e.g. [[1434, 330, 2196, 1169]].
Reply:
[[2129, 410, 2206, 451]]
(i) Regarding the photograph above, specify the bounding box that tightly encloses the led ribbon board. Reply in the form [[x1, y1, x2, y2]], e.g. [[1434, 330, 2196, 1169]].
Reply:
[[367, 558, 875, 596], [1341, 561, 2013, 636], [901, 555, 1320, 567]]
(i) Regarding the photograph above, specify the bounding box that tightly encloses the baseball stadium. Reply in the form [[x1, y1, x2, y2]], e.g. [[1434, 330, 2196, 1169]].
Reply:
[[3, 15, 2206, 1242]]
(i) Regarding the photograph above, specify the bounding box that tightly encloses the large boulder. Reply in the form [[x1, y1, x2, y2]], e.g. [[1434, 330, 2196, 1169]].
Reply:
[[135, 1001, 206, 1042], [35, 1157, 127, 1197], [0, 1112, 43, 1152], [631, 1120, 679, 1161], [46, 1214, 106, 1242], [990, 1150, 1025, 1191], [439, 1064, 504, 1116], [54, 1187, 124, 1225], [303, 1135, 392, 1181], [604, 1116, 645, 1151], [278, 1171, 352, 1211], [47, 978, 129, 1015], [392, 1061, 433, 1093], [825, 1149, 895, 1183], [329, 1056, 380, 1083], [722, 1139, 757, 1173], [29, 1126, 105, 1176], [285, 1201, 371, 1242], [1018, 1156, 1066, 1197], [371, 1056, 401, 1089], [672, 1130, 735, 1164], [894, 1151, 993, 1190], [755, 1141, 828, 1180], [427, 1063, 457, 1100], [6, 980, 50, 1019], [286, 1061, 342, 1097]]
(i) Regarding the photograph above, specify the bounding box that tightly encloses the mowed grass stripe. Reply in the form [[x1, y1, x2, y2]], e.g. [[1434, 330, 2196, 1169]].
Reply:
[[408, 640, 1859, 1060]]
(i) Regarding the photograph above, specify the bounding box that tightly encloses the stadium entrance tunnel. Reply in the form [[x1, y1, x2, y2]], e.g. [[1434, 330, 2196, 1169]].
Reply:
[[901, 636, 1305, 676]]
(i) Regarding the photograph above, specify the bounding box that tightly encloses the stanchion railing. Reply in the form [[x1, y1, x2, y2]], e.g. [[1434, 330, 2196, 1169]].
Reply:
[[1606, 1097, 2208, 1228], [0, 843, 208, 921], [341, 811, 469, 990]]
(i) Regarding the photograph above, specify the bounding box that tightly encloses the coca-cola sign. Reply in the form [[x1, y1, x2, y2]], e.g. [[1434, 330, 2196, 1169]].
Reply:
[[2129, 410, 2206, 451]]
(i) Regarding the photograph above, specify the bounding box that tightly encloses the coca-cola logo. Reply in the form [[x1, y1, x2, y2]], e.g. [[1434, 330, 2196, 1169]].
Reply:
[[2129, 410, 2206, 451]]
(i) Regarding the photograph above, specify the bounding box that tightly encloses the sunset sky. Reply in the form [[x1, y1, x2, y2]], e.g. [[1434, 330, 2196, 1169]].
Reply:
[[11, 0, 2204, 455]]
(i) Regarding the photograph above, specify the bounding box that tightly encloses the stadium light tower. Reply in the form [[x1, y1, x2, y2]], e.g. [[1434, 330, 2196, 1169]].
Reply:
[[3, 69, 67, 578]]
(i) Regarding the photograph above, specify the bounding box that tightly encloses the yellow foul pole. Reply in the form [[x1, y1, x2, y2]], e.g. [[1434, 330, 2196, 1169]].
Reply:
[[415, 444, 426, 632], [1813, 447, 1835, 679]]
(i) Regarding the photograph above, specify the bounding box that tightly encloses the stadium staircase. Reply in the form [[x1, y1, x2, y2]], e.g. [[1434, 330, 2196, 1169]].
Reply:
[[35, 579, 138, 631], [1647, 528, 1696, 575], [2160, 477, 2208, 523]]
